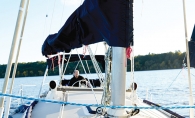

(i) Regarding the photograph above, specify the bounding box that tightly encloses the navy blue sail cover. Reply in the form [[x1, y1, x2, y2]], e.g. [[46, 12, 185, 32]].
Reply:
[[187, 25, 195, 67], [42, 0, 133, 56], [191, 25, 195, 41]]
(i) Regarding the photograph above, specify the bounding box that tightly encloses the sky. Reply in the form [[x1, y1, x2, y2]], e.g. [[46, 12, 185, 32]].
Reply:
[[0, 0, 195, 64]]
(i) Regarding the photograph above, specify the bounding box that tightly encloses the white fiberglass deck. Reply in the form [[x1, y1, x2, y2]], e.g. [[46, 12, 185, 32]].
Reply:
[[31, 91, 102, 118], [29, 89, 169, 118]]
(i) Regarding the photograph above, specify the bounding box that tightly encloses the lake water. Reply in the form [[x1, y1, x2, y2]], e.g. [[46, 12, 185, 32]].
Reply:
[[0, 69, 195, 117]]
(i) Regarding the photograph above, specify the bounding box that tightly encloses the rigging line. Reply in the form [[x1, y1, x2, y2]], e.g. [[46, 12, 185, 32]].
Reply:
[[85, 60, 95, 87], [182, 53, 187, 64], [88, 46, 103, 78], [42, 0, 50, 39], [129, 46, 134, 87], [87, 46, 104, 83], [76, 49, 99, 104], [49, 0, 57, 33], [161, 68, 183, 97], [101, 47, 111, 106], [85, 60, 91, 74], [131, 46, 136, 105], [43, 2, 53, 37], [184, 67, 195, 77], [60, 0, 66, 26], [74, 61, 80, 71], [87, 46, 104, 85], [38, 66, 48, 98], [141, 0, 144, 16], [63, 50, 72, 75], [94, 43, 98, 55], [58, 53, 62, 80], [42, 14, 48, 39], [61, 51, 65, 80]]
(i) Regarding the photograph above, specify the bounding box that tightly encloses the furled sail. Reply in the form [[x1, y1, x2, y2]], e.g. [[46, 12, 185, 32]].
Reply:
[[42, 0, 133, 56], [187, 25, 195, 67], [191, 25, 195, 41]]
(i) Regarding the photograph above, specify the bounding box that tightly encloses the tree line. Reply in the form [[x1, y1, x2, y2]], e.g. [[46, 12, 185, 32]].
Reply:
[[0, 51, 186, 78], [131, 51, 185, 71]]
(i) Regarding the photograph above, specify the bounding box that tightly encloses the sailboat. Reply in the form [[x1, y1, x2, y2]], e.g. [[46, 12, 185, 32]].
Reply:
[[0, 0, 194, 118]]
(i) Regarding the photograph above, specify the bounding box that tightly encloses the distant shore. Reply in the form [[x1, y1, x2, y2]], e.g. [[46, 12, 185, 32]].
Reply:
[[0, 51, 185, 78]]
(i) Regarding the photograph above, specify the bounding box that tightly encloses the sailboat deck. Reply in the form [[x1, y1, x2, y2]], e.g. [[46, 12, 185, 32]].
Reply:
[[31, 91, 103, 118], [27, 90, 170, 118]]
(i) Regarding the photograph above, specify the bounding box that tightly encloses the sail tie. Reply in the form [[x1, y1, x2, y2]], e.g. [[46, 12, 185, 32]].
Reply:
[[51, 56, 55, 71], [83, 45, 88, 57], [58, 53, 61, 65], [126, 47, 132, 59], [125, 47, 132, 67]]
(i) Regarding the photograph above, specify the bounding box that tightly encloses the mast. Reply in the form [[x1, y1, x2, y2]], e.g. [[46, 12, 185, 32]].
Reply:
[[0, 0, 26, 117], [107, 0, 133, 116], [107, 47, 128, 117], [4, 0, 30, 117], [182, 0, 194, 118]]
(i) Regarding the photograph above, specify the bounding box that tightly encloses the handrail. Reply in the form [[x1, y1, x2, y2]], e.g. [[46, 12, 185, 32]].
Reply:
[[38, 67, 48, 98], [18, 84, 37, 104], [57, 87, 132, 92]]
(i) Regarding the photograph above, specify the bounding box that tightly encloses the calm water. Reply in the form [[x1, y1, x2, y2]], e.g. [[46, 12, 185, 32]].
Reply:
[[0, 69, 195, 117]]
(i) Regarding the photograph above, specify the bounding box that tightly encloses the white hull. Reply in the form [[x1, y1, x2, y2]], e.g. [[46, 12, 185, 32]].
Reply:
[[11, 87, 177, 118]]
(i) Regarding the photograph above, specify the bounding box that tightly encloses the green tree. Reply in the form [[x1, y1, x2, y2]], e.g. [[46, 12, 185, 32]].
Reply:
[[0, 51, 187, 78]]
